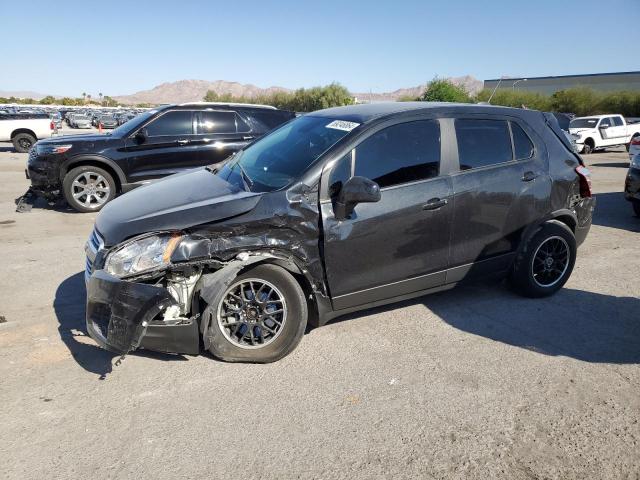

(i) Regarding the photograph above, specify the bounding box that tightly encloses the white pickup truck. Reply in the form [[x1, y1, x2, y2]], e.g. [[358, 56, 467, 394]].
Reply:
[[569, 114, 640, 154], [0, 114, 53, 152]]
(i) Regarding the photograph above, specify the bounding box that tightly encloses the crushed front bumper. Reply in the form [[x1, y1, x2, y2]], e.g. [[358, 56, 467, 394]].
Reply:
[[85, 270, 200, 355]]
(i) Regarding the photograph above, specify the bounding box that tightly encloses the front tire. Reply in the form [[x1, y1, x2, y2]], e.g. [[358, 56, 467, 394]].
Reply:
[[62, 165, 116, 213], [510, 221, 577, 298], [12, 133, 36, 153], [582, 142, 593, 155], [203, 264, 307, 363]]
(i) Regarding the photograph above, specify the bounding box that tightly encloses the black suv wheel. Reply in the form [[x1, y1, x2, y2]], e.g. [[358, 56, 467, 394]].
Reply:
[[62, 165, 116, 213], [510, 221, 577, 298], [203, 264, 307, 363], [12, 133, 36, 153]]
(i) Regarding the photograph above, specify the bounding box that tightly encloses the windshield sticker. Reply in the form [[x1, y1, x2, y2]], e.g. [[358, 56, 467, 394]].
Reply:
[[325, 120, 360, 132]]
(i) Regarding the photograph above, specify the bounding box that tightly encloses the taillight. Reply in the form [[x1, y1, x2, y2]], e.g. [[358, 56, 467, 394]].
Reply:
[[50, 121, 54, 130], [575, 165, 592, 198], [631, 138, 640, 146]]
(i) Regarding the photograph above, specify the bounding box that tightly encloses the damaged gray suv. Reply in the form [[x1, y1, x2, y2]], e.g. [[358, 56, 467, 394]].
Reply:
[[85, 103, 594, 363]]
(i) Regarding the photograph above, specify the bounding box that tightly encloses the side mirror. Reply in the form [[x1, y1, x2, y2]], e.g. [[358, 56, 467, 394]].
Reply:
[[135, 128, 148, 144], [335, 176, 381, 219], [599, 124, 609, 129]]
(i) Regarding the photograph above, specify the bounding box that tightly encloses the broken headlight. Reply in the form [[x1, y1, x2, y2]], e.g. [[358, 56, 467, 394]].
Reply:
[[104, 233, 182, 278]]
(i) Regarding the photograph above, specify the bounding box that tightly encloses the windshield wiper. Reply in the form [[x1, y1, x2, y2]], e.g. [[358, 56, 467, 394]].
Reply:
[[237, 163, 254, 191]]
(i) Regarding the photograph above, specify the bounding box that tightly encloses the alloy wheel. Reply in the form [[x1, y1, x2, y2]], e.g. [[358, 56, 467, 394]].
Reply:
[[70, 171, 111, 209], [217, 278, 287, 349], [531, 236, 570, 287]]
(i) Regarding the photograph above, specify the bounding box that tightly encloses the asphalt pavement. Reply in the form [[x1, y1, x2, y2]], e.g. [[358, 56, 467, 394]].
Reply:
[[0, 142, 638, 479]]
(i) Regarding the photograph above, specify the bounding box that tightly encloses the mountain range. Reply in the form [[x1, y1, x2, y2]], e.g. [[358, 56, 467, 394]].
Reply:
[[1, 76, 484, 105]]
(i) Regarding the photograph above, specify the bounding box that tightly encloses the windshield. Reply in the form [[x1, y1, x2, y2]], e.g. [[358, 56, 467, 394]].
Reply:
[[111, 110, 156, 137], [569, 118, 598, 129], [217, 115, 357, 192]]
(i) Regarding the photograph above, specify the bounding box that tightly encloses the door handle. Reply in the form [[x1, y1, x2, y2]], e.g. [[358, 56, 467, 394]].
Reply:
[[242, 136, 254, 141], [177, 139, 190, 145], [522, 171, 538, 182], [422, 198, 448, 210]]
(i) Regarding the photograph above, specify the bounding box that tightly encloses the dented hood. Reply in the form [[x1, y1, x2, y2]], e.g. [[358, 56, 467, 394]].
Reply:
[[96, 168, 261, 246]]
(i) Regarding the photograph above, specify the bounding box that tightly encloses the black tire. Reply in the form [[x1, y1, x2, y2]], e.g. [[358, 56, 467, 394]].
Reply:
[[632, 200, 640, 217], [582, 142, 593, 155], [12, 133, 36, 153], [510, 221, 577, 298], [203, 264, 307, 363], [62, 165, 116, 213]]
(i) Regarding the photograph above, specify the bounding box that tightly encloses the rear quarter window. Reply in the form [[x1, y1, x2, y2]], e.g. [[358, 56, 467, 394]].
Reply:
[[246, 110, 296, 132], [511, 122, 535, 160]]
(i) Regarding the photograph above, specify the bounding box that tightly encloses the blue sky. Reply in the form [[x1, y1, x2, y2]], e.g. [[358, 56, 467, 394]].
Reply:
[[1, 0, 638, 96]]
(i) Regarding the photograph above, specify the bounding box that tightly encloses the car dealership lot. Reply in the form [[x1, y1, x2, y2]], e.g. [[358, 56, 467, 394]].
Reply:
[[0, 144, 638, 478]]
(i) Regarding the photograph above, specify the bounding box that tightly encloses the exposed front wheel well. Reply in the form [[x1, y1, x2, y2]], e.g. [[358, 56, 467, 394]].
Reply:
[[62, 160, 122, 193], [235, 258, 320, 328]]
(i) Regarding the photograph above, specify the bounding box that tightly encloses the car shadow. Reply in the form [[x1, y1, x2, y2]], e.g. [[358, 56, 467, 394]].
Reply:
[[589, 162, 630, 168], [0, 146, 18, 153], [54, 272, 188, 380], [592, 192, 640, 232], [328, 283, 640, 364]]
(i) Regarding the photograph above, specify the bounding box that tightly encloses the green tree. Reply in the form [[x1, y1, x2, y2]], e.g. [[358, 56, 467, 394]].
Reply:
[[203, 83, 354, 112], [420, 78, 471, 103], [475, 89, 552, 111], [39, 95, 57, 105]]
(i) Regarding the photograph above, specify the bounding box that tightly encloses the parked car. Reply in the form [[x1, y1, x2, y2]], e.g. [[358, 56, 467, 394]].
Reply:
[[569, 114, 640, 154], [97, 115, 118, 129], [0, 113, 53, 152], [625, 154, 640, 216], [26, 103, 297, 212], [627, 135, 640, 160], [83, 102, 594, 363], [50, 113, 62, 130], [71, 114, 92, 129]]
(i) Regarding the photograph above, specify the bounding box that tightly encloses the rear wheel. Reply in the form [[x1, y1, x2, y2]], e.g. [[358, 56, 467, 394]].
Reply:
[[12, 133, 36, 153], [62, 165, 116, 213], [510, 222, 577, 298], [203, 264, 307, 363]]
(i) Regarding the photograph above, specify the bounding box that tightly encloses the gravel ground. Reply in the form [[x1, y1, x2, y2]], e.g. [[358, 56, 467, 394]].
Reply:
[[0, 143, 638, 480]]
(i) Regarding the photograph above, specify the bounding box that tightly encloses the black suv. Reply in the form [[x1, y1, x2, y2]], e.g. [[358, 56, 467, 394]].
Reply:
[[84, 103, 595, 363], [26, 103, 296, 212]]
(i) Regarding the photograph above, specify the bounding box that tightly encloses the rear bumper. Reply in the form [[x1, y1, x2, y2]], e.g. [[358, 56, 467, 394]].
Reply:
[[575, 196, 595, 247], [624, 167, 640, 201], [85, 269, 200, 355]]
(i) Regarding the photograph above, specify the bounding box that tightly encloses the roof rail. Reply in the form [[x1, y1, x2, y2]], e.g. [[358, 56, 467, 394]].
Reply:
[[178, 101, 277, 110]]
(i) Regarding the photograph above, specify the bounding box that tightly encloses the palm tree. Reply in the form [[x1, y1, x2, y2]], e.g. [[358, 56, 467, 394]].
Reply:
[[99, 92, 103, 105], [82, 92, 86, 103], [87, 94, 92, 104]]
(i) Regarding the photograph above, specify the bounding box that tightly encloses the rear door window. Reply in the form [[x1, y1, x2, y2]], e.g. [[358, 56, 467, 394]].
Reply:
[[612, 116, 624, 127], [353, 120, 441, 188], [145, 111, 193, 136], [197, 111, 237, 134], [455, 119, 513, 170]]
